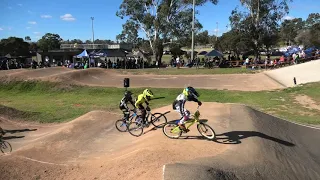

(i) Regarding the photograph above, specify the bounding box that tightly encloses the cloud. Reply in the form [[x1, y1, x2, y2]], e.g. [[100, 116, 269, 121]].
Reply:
[[28, 21, 37, 25], [8, 6, 12, 9], [8, 27, 12, 30], [0, 28, 3, 31], [27, 10, 32, 14], [283, 15, 294, 20], [41, 15, 52, 18], [17, 4, 22, 6], [26, 27, 31, 29], [33, 32, 40, 34], [60, 14, 76, 21]]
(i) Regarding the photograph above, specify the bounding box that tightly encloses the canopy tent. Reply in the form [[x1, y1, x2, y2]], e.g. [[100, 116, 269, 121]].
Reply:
[[205, 50, 224, 57], [90, 49, 108, 58], [75, 49, 89, 58]]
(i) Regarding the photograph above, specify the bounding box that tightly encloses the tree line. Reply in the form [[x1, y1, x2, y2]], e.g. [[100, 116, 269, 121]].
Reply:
[[0, 33, 116, 56], [116, 0, 319, 62]]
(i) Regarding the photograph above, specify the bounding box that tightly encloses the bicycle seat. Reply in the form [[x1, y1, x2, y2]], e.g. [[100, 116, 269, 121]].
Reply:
[[198, 119, 208, 123]]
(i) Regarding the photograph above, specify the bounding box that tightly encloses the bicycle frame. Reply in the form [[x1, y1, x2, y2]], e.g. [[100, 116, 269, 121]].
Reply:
[[171, 106, 201, 133]]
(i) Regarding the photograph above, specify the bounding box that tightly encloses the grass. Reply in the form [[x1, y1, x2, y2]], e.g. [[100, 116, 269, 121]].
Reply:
[[116, 67, 257, 75], [1, 80, 320, 125]]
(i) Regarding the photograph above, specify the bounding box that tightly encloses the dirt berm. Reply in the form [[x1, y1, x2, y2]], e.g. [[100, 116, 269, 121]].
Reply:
[[164, 104, 320, 180], [1, 103, 319, 180]]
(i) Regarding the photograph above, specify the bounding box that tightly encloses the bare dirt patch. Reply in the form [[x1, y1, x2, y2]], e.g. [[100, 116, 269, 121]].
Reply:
[[294, 95, 320, 111]]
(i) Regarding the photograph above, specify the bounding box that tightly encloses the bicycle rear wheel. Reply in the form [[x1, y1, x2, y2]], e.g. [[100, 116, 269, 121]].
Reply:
[[127, 118, 144, 137], [197, 123, 216, 140], [151, 113, 167, 128], [1, 141, 12, 154], [163, 123, 182, 139], [115, 119, 128, 132]]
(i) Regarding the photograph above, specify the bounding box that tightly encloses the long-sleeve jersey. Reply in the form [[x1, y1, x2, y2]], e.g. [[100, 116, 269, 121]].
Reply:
[[135, 94, 149, 108], [172, 93, 199, 116], [119, 96, 135, 110]]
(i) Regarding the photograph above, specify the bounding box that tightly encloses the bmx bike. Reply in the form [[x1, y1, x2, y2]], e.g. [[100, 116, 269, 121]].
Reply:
[[162, 106, 216, 140], [115, 109, 139, 132], [127, 106, 169, 137]]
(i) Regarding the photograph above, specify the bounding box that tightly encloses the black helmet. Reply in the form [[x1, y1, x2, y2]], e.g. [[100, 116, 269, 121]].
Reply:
[[124, 91, 133, 98], [183, 86, 199, 100]]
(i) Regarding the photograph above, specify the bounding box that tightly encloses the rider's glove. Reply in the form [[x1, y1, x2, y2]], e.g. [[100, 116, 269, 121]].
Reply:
[[198, 101, 202, 106]]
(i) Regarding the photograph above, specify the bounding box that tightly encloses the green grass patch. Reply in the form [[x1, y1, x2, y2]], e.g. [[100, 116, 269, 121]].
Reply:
[[116, 67, 256, 75], [1, 80, 320, 125]]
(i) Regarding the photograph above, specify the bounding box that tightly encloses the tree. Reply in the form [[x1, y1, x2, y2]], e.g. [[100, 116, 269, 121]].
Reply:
[[219, 30, 251, 58], [280, 18, 304, 45], [196, 30, 209, 45], [230, 0, 290, 58], [310, 23, 320, 47], [29, 42, 38, 52], [116, 0, 218, 64], [0, 37, 30, 56], [169, 43, 183, 58], [37, 33, 62, 51], [305, 13, 320, 28], [25, 36, 31, 42]]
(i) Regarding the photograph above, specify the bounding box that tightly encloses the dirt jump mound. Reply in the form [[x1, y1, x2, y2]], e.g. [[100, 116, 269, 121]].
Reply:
[[164, 104, 320, 180], [1, 103, 319, 180]]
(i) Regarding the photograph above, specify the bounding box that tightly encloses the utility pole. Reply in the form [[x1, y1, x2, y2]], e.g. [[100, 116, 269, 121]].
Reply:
[[191, 0, 195, 64], [90, 17, 95, 68], [216, 22, 219, 41]]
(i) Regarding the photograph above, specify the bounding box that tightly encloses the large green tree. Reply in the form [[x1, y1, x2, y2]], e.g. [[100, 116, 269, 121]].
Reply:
[[196, 30, 210, 45], [116, 0, 218, 64], [37, 33, 62, 51], [280, 18, 304, 45], [230, 0, 290, 58], [0, 37, 30, 56]]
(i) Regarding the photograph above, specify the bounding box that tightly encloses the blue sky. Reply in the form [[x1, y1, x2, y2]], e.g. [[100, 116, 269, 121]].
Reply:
[[0, 0, 319, 42]]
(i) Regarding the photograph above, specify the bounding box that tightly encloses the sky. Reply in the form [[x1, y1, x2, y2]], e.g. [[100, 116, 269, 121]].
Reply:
[[0, 0, 319, 42]]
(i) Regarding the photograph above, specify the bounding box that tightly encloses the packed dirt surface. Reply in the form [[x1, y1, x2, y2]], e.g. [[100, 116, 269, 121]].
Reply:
[[0, 67, 284, 91], [164, 104, 320, 180], [1, 103, 320, 180], [0, 103, 229, 180], [295, 95, 320, 111]]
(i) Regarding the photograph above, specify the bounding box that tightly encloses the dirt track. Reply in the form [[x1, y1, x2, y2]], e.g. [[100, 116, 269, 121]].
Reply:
[[0, 103, 229, 180], [1, 103, 319, 180], [1, 68, 319, 179], [0, 67, 284, 91]]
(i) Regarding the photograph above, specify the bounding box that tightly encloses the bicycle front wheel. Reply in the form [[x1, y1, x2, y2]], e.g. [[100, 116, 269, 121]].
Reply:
[[197, 123, 216, 140], [1, 141, 12, 154], [127, 118, 144, 137], [115, 119, 128, 132], [163, 123, 182, 139], [151, 113, 167, 128]]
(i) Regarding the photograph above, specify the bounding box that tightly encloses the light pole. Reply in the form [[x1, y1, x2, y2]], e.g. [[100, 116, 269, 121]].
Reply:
[[216, 22, 219, 41], [91, 17, 95, 49], [191, 0, 195, 66], [90, 17, 95, 68]]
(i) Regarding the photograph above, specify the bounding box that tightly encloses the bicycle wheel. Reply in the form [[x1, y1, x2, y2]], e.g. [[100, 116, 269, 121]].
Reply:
[[1, 141, 12, 154], [151, 113, 168, 128], [163, 123, 182, 139], [115, 119, 128, 132], [197, 123, 216, 140], [127, 118, 144, 137]]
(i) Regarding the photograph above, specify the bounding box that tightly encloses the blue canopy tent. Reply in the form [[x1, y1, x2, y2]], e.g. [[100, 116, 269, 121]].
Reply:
[[75, 49, 89, 58], [205, 49, 224, 57], [73, 49, 89, 68]]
